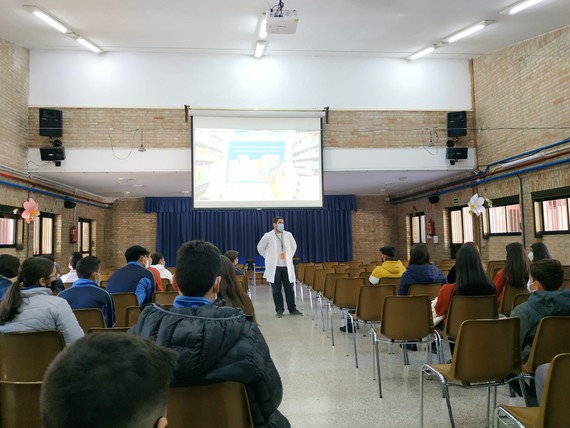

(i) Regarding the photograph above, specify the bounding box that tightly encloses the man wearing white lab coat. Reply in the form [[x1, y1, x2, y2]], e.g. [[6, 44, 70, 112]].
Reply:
[[257, 216, 302, 318]]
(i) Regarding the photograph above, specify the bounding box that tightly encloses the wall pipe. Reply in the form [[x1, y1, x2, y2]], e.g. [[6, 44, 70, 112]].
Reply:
[[392, 154, 570, 205], [0, 179, 111, 209], [517, 174, 526, 249], [0, 171, 111, 208], [391, 142, 570, 204]]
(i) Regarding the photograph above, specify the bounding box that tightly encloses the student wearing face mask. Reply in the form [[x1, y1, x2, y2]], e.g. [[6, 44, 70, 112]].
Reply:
[[258, 216, 302, 318], [0, 257, 83, 344], [106, 246, 156, 306], [526, 242, 553, 291], [58, 256, 115, 327]]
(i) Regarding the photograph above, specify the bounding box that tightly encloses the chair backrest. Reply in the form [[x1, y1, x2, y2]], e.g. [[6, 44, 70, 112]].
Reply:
[[161, 277, 171, 288], [486, 260, 505, 279], [346, 267, 365, 278], [111, 293, 139, 327], [0, 331, 65, 381], [523, 316, 570, 373], [165, 282, 175, 291], [303, 265, 322, 288], [321, 262, 338, 269], [153, 291, 178, 305], [73, 308, 106, 334], [380, 295, 433, 340], [407, 283, 442, 300], [359, 271, 371, 280], [313, 268, 335, 293], [63, 282, 73, 289], [167, 382, 253, 428], [443, 295, 498, 339], [512, 293, 529, 311], [355, 285, 395, 322], [333, 265, 348, 273], [346, 261, 363, 268], [0, 381, 42, 428], [451, 318, 521, 382], [538, 353, 570, 427], [499, 284, 528, 316], [333, 277, 364, 309], [323, 272, 349, 300], [99, 279, 108, 288], [125, 305, 142, 327], [296, 262, 313, 283], [378, 277, 401, 287]]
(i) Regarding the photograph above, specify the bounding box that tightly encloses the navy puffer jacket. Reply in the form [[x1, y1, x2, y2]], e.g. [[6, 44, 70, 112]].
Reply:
[[130, 304, 289, 428]]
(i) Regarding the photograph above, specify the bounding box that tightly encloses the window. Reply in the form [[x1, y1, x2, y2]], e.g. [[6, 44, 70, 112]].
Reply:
[[33, 213, 55, 255], [532, 186, 570, 236], [78, 218, 92, 256], [449, 207, 473, 258], [0, 205, 23, 249], [484, 196, 521, 236], [410, 212, 426, 244]]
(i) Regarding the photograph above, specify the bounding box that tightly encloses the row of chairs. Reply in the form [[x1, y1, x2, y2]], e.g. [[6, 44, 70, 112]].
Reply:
[[0, 329, 253, 428]]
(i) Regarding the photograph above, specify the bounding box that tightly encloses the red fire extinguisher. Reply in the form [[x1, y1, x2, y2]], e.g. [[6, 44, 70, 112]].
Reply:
[[428, 219, 435, 237], [70, 225, 78, 243]]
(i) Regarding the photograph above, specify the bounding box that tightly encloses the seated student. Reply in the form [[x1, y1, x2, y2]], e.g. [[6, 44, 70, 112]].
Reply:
[[224, 250, 244, 275], [58, 256, 115, 327], [106, 245, 156, 305], [398, 243, 447, 295], [217, 255, 257, 324], [0, 254, 19, 300], [41, 254, 65, 292], [41, 333, 177, 428], [369, 245, 407, 285], [511, 259, 570, 363], [493, 242, 530, 303], [61, 252, 83, 284], [0, 257, 83, 344], [131, 240, 290, 428], [150, 252, 174, 283]]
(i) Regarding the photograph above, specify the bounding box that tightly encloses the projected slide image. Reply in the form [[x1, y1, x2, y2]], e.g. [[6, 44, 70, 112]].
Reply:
[[192, 116, 323, 208]]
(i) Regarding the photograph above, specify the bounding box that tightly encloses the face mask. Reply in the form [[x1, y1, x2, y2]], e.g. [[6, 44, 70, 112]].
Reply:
[[277, 224, 285, 232], [528, 251, 534, 262]]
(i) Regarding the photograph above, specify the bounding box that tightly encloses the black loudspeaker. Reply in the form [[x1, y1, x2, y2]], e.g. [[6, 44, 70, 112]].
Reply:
[[39, 108, 63, 138], [447, 111, 467, 137], [428, 195, 440, 204], [64, 200, 77, 209], [40, 146, 66, 161]]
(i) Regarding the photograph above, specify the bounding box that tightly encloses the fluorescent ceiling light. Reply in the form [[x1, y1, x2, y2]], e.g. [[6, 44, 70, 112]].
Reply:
[[31, 8, 69, 33], [259, 14, 268, 38], [76, 37, 103, 54], [408, 46, 435, 61], [502, 0, 545, 15], [446, 21, 488, 43], [254, 40, 266, 58]]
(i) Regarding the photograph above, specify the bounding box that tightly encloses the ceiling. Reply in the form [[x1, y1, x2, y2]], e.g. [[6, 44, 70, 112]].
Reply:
[[2, 0, 568, 201]]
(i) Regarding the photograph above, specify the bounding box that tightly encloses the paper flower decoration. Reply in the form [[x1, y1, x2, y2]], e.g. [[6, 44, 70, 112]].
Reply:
[[467, 193, 492, 216], [21, 198, 40, 224]]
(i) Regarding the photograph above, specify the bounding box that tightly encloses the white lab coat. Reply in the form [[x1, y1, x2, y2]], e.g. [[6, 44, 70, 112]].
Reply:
[[257, 230, 297, 283]]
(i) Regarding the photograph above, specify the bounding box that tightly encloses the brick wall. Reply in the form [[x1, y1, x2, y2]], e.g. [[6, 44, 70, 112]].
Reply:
[[0, 39, 29, 170]]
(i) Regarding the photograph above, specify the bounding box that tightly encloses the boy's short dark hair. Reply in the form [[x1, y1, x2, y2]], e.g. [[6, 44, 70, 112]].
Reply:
[[124, 246, 149, 263], [76, 256, 100, 279], [0, 254, 20, 278], [69, 252, 83, 269], [151, 252, 163, 265], [41, 333, 177, 428], [176, 240, 221, 297], [530, 259, 564, 291], [272, 216, 284, 224], [224, 250, 239, 263], [379, 246, 396, 258]]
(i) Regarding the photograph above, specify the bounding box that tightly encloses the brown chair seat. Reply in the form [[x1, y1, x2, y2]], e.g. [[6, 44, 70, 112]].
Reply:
[[0, 381, 42, 428], [110, 293, 138, 327]]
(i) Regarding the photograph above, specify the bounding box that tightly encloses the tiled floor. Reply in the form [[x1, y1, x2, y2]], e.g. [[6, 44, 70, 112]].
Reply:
[[249, 283, 524, 428]]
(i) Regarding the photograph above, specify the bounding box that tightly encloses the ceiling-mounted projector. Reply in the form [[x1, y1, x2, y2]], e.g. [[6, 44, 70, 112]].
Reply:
[[266, 9, 299, 34]]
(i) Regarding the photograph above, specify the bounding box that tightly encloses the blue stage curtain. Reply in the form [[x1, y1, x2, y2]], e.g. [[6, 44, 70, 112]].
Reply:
[[144, 196, 357, 265]]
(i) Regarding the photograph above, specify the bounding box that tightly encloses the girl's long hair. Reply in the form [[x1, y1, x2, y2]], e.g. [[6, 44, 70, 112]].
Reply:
[[0, 257, 54, 324], [454, 243, 495, 296], [503, 242, 530, 289], [218, 256, 257, 323]]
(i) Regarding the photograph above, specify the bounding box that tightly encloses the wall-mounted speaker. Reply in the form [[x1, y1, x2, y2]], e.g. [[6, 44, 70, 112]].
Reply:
[[447, 111, 467, 137], [40, 146, 66, 161], [428, 195, 440, 204], [446, 147, 468, 160], [39, 108, 63, 138], [64, 200, 77, 209]]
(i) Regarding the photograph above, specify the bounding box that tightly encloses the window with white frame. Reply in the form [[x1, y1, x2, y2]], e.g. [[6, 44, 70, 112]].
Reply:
[[533, 186, 570, 236], [0, 205, 22, 249], [449, 206, 474, 258], [483, 196, 521, 236], [78, 218, 92, 256], [33, 213, 55, 255], [410, 212, 426, 244]]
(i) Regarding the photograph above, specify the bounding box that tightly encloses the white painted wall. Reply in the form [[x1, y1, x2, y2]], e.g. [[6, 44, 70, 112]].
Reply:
[[29, 50, 471, 110]]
